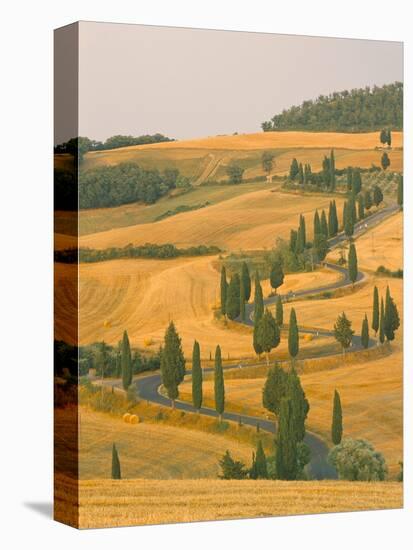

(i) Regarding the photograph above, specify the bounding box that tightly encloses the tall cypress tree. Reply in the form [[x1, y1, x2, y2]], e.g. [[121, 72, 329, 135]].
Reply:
[[298, 162, 304, 185], [320, 210, 328, 238], [112, 443, 121, 479], [257, 309, 280, 365], [253, 318, 263, 357], [397, 175, 403, 207], [241, 261, 251, 302], [214, 345, 225, 421], [313, 210, 321, 239], [275, 295, 283, 326], [255, 440, 268, 479], [384, 286, 400, 342], [239, 275, 246, 322], [372, 286, 380, 336], [348, 243, 358, 286], [342, 201, 348, 233], [226, 273, 241, 320], [346, 167, 353, 192], [288, 308, 299, 363], [270, 261, 284, 294], [328, 200, 338, 237], [254, 273, 264, 322], [361, 314, 370, 349], [121, 330, 132, 390], [332, 200, 338, 235], [290, 229, 298, 252], [220, 266, 228, 316], [329, 149, 336, 190], [379, 298, 385, 345], [276, 398, 298, 480], [300, 214, 306, 247], [160, 321, 186, 407], [262, 364, 288, 419], [331, 390, 343, 445], [286, 369, 309, 443], [192, 340, 202, 411], [357, 194, 365, 220]]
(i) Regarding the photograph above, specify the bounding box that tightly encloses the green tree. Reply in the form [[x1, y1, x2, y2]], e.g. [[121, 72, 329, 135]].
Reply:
[[275, 295, 283, 326], [253, 273, 264, 322], [344, 202, 354, 237], [288, 308, 299, 363], [276, 398, 298, 480], [346, 167, 353, 192], [298, 162, 304, 185], [220, 266, 228, 316], [352, 170, 362, 195], [289, 229, 298, 252], [331, 390, 343, 445], [253, 319, 263, 357], [112, 443, 121, 479], [320, 210, 328, 237], [262, 151, 275, 176], [379, 298, 385, 344], [313, 209, 321, 238], [219, 451, 248, 479], [314, 232, 329, 262], [270, 261, 284, 293], [160, 321, 186, 407], [299, 214, 306, 248], [328, 438, 387, 481], [290, 158, 299, 179], [384, 286, 400, 342], [380, 128, 387, 146], [191, 340, 202, 411], [214, 345, 225, 421], [226, 273, 241, 320], [257, 309, 280, 365], [329, 149, 336, 190], [226, 162, 244, 184], [348, 243, 358, 286], [241, 261, 251, 301], [372, 285, 380, 336], [121, 330, 132, 390], [333, 312, 354, 356], [255, 440, 268, 479], [361, 314, 370, 349], [328, 200, 338, 237], [357, 194, 365, 220], [364, 189, 373, 210], [373, 185, 383, 207], [262, 364, 288, 418], [397, 175, 403, 207], [286, 369, 309, 443], [381, 152, 390, 170], [239, 276, 246, 322]]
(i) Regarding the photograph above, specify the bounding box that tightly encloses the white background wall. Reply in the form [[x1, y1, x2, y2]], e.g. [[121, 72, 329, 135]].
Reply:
[[0, 1, 410, 548]]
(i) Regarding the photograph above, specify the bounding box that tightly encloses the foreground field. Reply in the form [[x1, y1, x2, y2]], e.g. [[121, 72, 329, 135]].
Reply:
[[79, 189, 344, 250], [328, 211, 403, 272], [55, 475, 402, 528], [76, 408, 253, 480]]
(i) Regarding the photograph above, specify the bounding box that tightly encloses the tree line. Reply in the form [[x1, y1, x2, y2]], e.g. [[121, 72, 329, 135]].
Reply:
[[261, 82, 403, 132], [54, 133, 174, 156]]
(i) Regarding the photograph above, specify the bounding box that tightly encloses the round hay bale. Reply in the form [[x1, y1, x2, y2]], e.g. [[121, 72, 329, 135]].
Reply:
[[129, 414, 140, 424], [303, 333, 314, 342], [122, 413, 131, 423]]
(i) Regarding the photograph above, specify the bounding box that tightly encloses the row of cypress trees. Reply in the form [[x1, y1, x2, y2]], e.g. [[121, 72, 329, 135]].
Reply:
[[372, 285, 400, 344], [220, 262, 251, 321]]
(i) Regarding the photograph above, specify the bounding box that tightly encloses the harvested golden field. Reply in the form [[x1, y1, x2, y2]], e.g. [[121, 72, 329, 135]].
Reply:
[[55, 475, 402, 528], [79, 189, 344, 250], [75, 408, 253, 480], [261, 265, 342, 297], [94, 131, 403, 152], [74, 256, 333, 356], [328, 212, 403, 272], [54, 262, 77, 344]]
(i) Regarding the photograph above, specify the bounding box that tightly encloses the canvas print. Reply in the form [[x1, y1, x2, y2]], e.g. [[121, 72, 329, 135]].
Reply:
[[54, 22, 403, 528]]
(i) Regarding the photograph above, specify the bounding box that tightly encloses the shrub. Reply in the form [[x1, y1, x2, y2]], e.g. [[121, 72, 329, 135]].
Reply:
[[328, 438, 387, 481], [219, 450, 248, 479]]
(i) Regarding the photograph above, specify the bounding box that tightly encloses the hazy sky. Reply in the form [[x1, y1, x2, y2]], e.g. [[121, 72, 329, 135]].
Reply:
[[78, 21, 403, 141]]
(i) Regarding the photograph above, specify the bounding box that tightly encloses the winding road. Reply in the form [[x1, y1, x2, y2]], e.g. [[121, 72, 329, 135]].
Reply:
[[133, 203, 398, 480]]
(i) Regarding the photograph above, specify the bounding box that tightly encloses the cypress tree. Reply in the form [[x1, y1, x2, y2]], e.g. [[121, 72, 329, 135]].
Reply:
[[384, 286, 400, 342], [112, 443, 121, 479], [300, 214, 306, 247], [255, 440, 268, 479], [329, 149, 336, 190], [333, 312, 354, 356], [313, 209, 321, 239], [346, 167, 353, 192], [220, 266, 228, 316], [314, 232, 329, 262], [270, 261, 284, 293], [331, 390, 343, 445], [379, 298, 385, 344], [298, 162, 304, 185], [192, 340, 202, 411], [295, 225, 305, 255], [239, 276, 246, 321], [253, 273, 264, 322], [288, 308, 299, 363], [241, 261, 251, 301], [328, 200, 338, 237], [349, 195, 357, 225], [276, 398, 298, 480], [361, 314, 370, 349], [262, 364, 288, 418], [342, 201, 348, 232], [249, 452, 257, 479], [352, 170, 362, 195], [348, 243, 358, 286], [275, 295, 283, 326], [357, 194, 365, 220], [372, 285, 380, 336], [290, 229, 298, 252], [286, 369, 309, 443], [381, 152, 390, 170], [160, 321, 186, 407], [397, 175, 403, 207], [121, 330, 132, 390], [257, 309, 280, 365], [253, 318, 263, 357], [226, 273, 241, 320], [214, 345, 225, 421], [320, 210, 328, 238], [290, 158, 299, 179], [364, 189, 373, 210], [373, 185, 383, 207]]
